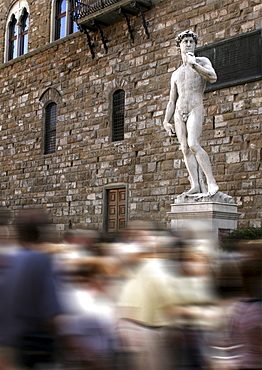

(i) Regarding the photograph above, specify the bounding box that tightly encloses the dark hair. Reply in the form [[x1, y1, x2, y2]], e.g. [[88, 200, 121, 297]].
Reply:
[[240, 258, 262, 298], [0, 208, 11, 226], [176, 30, 198, 47], [15, 209, 51, 244]]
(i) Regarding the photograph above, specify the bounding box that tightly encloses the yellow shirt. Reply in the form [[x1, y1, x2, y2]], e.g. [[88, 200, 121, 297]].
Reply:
[[117, 258, 177, 326]]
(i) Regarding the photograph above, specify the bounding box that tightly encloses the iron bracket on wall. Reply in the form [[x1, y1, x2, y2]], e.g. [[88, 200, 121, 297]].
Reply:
[[77, 0, 153, 56], [92, 20, 109, 53], [118, 8, 135, 43], [131, 1, 150, 39], [79, 25, 96, 59]]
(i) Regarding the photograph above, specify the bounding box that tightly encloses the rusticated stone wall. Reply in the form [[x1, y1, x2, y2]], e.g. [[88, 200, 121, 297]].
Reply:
[[0, 0, 261, 232]]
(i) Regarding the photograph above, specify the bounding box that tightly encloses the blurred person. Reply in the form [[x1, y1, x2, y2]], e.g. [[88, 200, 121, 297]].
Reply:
[[0, 208, 17, 274], [53, 228, 110, 280], [115, 220, 178, 370], [167, 220, 222, 369], [0, 208, 12, 244], [240, 239, 262, 264], [227, 249, 262, 370], [56, 259, 117, 369], [0, 209, 62, 369], [63, 229, 100, 257], [207, 253, 245, 370], [0, 208, 14, 369], [172, 245, 220, 370], [53, 231, 123, 369], [209, 240, 262, 370], [177, 220, 219, 262]]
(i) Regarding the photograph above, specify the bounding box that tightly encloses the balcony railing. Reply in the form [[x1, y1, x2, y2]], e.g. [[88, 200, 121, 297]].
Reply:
[[73, 0, 158, 24], [72, 0, 160, 57], [73, 0, 124, 20]]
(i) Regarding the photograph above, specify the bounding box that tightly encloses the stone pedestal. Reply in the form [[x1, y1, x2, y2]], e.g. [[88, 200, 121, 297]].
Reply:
[[168, 192, 241, 239]]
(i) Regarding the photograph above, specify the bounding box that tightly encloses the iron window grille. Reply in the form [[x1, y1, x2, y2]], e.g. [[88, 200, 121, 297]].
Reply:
[[44, 103, 57, 154], [112, 89, 125, 142]]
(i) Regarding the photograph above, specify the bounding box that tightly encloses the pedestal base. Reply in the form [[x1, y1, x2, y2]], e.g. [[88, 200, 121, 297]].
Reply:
[[168, 200, 241, 239]]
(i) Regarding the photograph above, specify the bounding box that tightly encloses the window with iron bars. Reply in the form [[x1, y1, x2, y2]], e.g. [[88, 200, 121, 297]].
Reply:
[[44, 103, 57, 154], [112, 89, 125, 142]]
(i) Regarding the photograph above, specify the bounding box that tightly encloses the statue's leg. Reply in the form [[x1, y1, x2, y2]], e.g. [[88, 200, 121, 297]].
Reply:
[[175, 112, 200, 194], [187, 108, 219, 196], [198, 166, 208, 194]]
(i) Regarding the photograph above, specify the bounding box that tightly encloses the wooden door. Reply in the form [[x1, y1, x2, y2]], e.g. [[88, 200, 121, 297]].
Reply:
[[107, 188, 126, 233]]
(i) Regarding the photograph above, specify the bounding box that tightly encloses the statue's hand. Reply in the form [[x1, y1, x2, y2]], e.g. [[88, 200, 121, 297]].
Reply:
[[186, 52, 196, 67], [163, 122, 176, 137]]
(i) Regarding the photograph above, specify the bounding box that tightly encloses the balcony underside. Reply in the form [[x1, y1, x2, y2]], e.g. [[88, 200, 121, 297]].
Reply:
[[74, 0, 159, 31]]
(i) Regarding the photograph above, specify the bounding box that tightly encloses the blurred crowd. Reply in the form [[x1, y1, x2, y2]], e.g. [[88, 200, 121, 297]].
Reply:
[[0, 208, 261, 370]]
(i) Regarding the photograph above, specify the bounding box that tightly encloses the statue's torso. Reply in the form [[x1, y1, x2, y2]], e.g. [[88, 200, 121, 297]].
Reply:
[[173, 63, 206, 114]]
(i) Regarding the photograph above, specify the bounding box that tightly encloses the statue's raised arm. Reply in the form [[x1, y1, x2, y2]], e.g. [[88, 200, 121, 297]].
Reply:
[[189, 54, 217, 83]]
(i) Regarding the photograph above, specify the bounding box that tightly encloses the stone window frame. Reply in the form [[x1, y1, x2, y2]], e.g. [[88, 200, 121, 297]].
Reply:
[[4, 0, 30, 62], [39, 88, 62, 156], [110, 88, 125, 142], [50, 0, 78, 42]]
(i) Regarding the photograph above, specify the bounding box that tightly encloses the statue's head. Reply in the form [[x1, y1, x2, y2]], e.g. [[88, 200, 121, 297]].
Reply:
[[176, 30, 198, 47]]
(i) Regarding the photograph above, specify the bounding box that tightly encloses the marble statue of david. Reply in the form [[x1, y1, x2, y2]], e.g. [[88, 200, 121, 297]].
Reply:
[[163, 30, 219, 197]]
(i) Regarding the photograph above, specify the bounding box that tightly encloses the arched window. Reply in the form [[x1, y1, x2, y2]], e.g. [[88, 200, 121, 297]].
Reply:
[[112, 89, 125, 142], [52, 0, 78, 41], [44, 103, 57, 155], [5, 1, 29, 62], [8, 15, 18, 60], [19, 9, 29, 56]]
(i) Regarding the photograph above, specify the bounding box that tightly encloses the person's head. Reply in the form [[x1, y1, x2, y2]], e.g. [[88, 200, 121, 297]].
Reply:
[[216, 256, 243, 299], [118, 220, 160, 261], [240, 257, 262, 298], [176, 30, 198, 47], [14, 209, 52, 247], [180, 249, 210, 276], [63, 228, 100, 255], [0, 208, 12, 243], [176, 30, 198, 54]]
